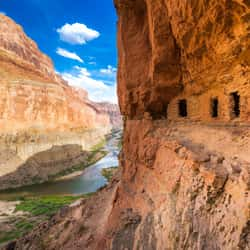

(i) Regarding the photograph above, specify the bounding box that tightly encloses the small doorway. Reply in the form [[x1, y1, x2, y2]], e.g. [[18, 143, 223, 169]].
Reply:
[[178, 99, 187, 117], [230, 92, 240, 118], [211, 97, 219, 118]]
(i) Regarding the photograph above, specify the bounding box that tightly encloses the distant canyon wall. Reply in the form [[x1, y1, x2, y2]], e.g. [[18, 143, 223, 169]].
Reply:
[[0, 14, 114, 135], [0, 14, 121, 189], [0, 128, 109, 190], [94, 102, 123, 128]]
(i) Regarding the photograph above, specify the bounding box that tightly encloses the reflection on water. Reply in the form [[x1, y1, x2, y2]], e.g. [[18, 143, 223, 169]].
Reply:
[[0, 131, 121, 199]]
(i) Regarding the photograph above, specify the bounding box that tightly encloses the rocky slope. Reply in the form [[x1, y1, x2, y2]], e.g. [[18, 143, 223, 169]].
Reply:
[[6, 1, 250, 250], [0, 14, 121, 190]]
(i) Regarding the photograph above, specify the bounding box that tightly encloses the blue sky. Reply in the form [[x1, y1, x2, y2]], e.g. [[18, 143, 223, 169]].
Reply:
[[0, 0, 118, 103]]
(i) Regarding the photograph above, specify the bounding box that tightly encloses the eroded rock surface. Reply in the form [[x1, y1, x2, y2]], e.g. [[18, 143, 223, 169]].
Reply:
[[115, 0, 250, 121], [0, 14, 112, 134], [5, 1, 250, 249], [9, 121, 250, 250], [0, 14, 121, 189]]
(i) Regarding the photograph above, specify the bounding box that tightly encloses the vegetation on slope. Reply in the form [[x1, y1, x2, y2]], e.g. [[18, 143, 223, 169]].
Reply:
[[101, 167, 118, 182], [0, 194, 89, 245], [51, 138, 108, 180]]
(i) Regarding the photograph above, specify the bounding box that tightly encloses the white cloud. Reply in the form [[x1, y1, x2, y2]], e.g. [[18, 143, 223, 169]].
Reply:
[[57, 23, 100, 45], [74, 66, 91, 76], [100, 65, 117, 75], [61, 66, 117, 103], [56, 48, 83, 63]]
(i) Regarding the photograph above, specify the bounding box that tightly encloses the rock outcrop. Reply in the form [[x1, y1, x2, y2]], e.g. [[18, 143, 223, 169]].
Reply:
[[7, 1, 250, 250], [0, 14, 121, 189]]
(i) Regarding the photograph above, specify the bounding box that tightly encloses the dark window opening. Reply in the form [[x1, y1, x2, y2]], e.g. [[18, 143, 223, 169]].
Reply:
[[179, 99, 187, 117], [230, 92, 240, 118], [165, 103, 169, 119], [211, 98, 219, 118]]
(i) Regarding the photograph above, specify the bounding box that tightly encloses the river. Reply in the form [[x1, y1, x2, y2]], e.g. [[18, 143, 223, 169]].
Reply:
[[0, 131, 121, 199]]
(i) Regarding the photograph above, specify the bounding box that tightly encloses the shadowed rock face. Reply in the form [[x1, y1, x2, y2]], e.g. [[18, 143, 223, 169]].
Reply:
[[0, 144, 89, 190], [110, 1, 250, 249], [115, 0, 183, 118], [115, 0, 250, 119], [6, 1, 250, 250]]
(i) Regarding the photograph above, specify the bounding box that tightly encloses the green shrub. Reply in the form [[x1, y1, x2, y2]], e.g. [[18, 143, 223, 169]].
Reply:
[[15, 195, 82, 217], [101, 167, 118, 182]]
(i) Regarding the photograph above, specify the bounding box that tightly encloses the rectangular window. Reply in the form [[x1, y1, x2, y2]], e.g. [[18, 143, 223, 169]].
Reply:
[[230, 92, 240, 118], [211, 97, 218, 118], [178, 99, 187, 117]]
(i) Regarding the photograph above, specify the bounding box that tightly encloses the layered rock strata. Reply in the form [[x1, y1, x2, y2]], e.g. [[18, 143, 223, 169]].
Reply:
[[0, 14, 120, 189], [6, 0, 250, 249], [0, 13, 111, 133], [94, 102, 123, 128], [0, 129, 108, 190]]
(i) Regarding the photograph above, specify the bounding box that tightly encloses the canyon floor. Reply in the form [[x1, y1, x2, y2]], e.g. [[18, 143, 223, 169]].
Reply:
[[0, 131, 121, 247], [4, 120, 249, 250]]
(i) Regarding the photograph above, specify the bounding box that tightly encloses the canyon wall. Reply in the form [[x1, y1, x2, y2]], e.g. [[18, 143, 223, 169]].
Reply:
[[110, 1, 250, 249], [115, 0, 250, 122], [111, 1, 250, 249], [0, 14, 120, 189], [0, 14, 111, 134], [94, 102, 123, 128], [8, 1, 250, 250]]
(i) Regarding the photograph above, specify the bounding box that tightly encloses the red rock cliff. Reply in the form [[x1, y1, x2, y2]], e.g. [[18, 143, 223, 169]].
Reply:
[[0, 14, 112, 133], [116, 0, 250, 121], [110, 1, 250, 249], [0, 14, 122, 189], [0, 14, 56, 81], [8, 1, 250, 249]]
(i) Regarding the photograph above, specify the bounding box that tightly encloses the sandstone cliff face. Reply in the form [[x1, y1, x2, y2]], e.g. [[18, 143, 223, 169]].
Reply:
[[0, 14, 121, 189], [0, 14, 60, 82], [0, 14, 111, 134], [115, 0, 250, 121], [111, 1, 249, 248], [111, 1, 250, 249], [7, 1, 250, 250], [94, 102, 123, 128]]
